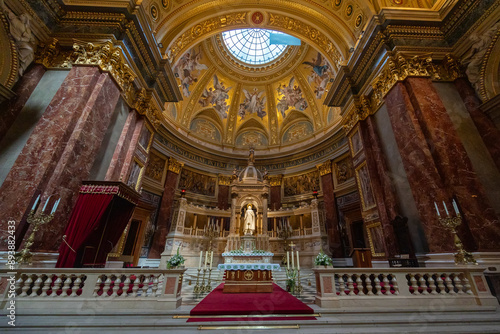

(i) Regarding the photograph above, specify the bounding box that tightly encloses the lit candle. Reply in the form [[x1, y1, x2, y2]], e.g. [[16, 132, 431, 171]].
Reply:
[[296, 250, 300, 270], [434, 202, 440, 217], [452, 199, 459, 215], [42, 195, 52, 212], [50, 198, 60, 214], [210, 251, 213, 269], [442, 201, 449, 216], [291, 250, 295, 269], [204, 250, 208, 269], [198, 251, 203, 269], [31, 194, 40, 211], [287, 251, 290, 270]]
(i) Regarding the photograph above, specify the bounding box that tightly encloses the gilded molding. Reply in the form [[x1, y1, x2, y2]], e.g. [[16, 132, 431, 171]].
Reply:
[[225, 83, 241, 144], [0, 10, 19, 89], [268, 175, 283, 187], [266, 85, 279, 145], [218, 175, 231, 186], [316, 161, 332, 176], [167, 157, 183, 174]]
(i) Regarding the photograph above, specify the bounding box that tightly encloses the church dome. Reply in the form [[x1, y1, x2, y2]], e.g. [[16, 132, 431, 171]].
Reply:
[[238, 165, 263, 183]]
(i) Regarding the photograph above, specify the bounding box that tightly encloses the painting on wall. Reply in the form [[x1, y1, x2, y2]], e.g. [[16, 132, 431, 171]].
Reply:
[[334, 156, 354, 185], [198, 74, 232, 119], [349, 126, 363, 156], [145, 151, 166, 182], [283, 170, 320, 197], [238, 88, 266, 120], [302, 51, 334, 99], [235, 131, 268, 147], [178, 169, 216, 197], [173, 46, 208, 97], [355, 162, 376, 211], [366, 222, 386, 257], [138, 125, 152, 150], [276, 77, 308, 118], [127, 159, 143, 190], [190, 118, 221, 143], [282, 121, 313, 143]]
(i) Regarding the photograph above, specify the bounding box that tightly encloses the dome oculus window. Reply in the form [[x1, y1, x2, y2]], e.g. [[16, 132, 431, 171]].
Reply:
[[222, 29, 299, 65]]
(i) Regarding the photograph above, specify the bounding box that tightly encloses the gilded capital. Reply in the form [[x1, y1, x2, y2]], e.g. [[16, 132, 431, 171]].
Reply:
[[268, 175, 283, 187], [316, 161, 332, 176], [167, 157, 183, 174], [218, 175, 231, 186]]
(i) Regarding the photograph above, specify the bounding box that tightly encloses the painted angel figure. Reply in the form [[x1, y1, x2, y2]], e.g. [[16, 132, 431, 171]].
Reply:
[[303, 52, 332, 98], [240, 88, 267, 119]]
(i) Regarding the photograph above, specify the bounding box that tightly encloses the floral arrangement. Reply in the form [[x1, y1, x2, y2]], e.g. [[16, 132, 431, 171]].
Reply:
[[286, 268, 297, 293], [167, 247, 185, 269], [314, 250, 333, 266]]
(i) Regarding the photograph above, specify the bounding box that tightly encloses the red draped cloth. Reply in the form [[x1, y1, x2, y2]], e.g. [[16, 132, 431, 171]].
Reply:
[[56, 183, 139, 268]]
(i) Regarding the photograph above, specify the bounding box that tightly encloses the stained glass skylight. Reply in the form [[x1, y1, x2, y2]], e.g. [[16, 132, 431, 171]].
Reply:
[[222, 29, 297, 65]]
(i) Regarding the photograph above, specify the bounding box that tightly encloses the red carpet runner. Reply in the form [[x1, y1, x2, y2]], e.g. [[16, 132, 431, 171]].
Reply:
[[188, 283, 316, 322]]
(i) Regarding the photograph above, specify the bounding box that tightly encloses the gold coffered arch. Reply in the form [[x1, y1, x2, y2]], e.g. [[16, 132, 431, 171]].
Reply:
[[156, 1, 363, 67]]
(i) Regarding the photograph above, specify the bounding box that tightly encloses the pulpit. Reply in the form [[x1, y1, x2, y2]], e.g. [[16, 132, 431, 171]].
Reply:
[[350, 248, 372, 268]]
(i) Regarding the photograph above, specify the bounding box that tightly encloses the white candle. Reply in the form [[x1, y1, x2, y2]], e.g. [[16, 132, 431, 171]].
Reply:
[[296, 250, 300, 270], [210, 251, 213, 269], [442, 201, 449, 216], [452, 199, 459, 215], [287, 251, 290, 270], [434, 202, 440, 217], [32, 194, 40, 211], [204, 250, 208, 269], [51, 198, 60, 214], [198, 251, 203, 269], [291, 250, 295, 269], [42, 195, 52, 212]]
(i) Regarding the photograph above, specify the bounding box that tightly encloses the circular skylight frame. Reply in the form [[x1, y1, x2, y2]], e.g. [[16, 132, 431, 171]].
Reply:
[[222, 29, 291, 65]]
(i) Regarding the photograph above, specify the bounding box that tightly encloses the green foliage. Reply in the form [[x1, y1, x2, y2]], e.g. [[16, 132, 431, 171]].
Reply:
[[314, 250, 333, 266], [167, 247, 185, 269]]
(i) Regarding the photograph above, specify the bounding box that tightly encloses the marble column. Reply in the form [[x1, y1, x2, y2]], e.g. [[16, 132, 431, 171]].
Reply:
[[262, 194, 268, 234], [319, 168, 343, 257], [149, 161, 181, 258], [229, 193, 238, 234], [454, 77, 500, 172], [405, 77, 499, 251], [0, 66, 122, 252], [0, 64, 46, 142], [359, 117, 399, 257]]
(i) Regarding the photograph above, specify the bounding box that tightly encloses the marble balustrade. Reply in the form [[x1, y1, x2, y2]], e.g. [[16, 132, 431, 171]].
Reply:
[[313, 267, 498, 309], [0, 268, 186, 310]]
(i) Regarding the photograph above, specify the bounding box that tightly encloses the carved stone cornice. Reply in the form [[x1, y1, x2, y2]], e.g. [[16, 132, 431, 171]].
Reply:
[[218, 175, 231, 186], [268, 175, 283, 187], [316, 161, 332, 176], [167, 157, 183, 174]]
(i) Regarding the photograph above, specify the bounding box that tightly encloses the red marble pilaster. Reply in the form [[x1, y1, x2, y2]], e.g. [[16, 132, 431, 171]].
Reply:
[[320, 172, 343, 257], [0, 64, 46, 142], [384, 82, 454, 253], [404, 77, 499, 251], [149, 169, 180, 258], [359, 117, 399, 257], [217, 185, 230, 210], [454, 77, 500, 172], [270, 186, 281, 210]]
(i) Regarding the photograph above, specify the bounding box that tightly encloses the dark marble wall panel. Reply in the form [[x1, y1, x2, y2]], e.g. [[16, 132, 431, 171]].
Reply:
[[218, 185, 229, 210], [270, 186, 281, 210], [320, 173, 343, 257]]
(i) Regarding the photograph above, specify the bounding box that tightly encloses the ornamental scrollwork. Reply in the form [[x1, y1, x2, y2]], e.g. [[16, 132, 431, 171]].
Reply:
[[316, 161, 332, 176]]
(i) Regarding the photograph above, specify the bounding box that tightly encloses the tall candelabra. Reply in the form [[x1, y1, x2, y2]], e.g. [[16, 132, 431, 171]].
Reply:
[[277, 220, 292, 266], [204, 222, 219, 252], [16, 210, 55, 265]]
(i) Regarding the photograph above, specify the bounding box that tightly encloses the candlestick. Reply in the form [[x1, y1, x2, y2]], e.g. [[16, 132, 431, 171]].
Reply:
[[198, 251, 203, 269], [296, 250, 300, 270], [204, 250, 208, 269], [434, 202, 440, 216], [32, 195, 40, 211], [442, 201, 449, 216], [287, 251, 290, 270], [210, 251, 213, 269], [42, 195, 52, 212], [291, 250, 295, 269], [50, 198, 60, 214], [452, 199, 459, 215]]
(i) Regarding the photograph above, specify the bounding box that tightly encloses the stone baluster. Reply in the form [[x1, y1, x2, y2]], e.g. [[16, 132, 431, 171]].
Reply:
[[143, 276, 151, 297], [347, 275, 355, 295], [61, 276, 72, 297], [427, 274, 437, 295], [31, 276, 43, 297], [338, 275, 346, 296], [15, 277, 23, 296], [52, 276, 63, 297], [419, 275, 429, 295], [444, 274, 456, 294], [93, 276, 102, 297], [70, 276, 82, 297], [365, 275, 374, 295], [454, 275, 464, 294], [355, 276, 363, 296], [435, 275, 446, 294], [382, 275, 390, 295], [462, 275, 472, 295], [41, 276, 52, 297], [122, 276, 131, 297], [391, 275, 399, 295], [110, 276, 121, 297], [103, 276, 112, 297], [131, 275, 140, 297], [409, 274, 419, 294], [374, 275, 382, 295], [151, 276, 159, 297], [20, 276, 33, 297]]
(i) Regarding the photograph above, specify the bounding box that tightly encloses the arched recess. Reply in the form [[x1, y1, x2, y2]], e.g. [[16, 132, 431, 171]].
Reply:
[[234, 118, 269, 148], [189, 108, 224, 143], [280, 110, 312, 135], [281, 120, 314, 145], [156, 2, 361, 67]]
